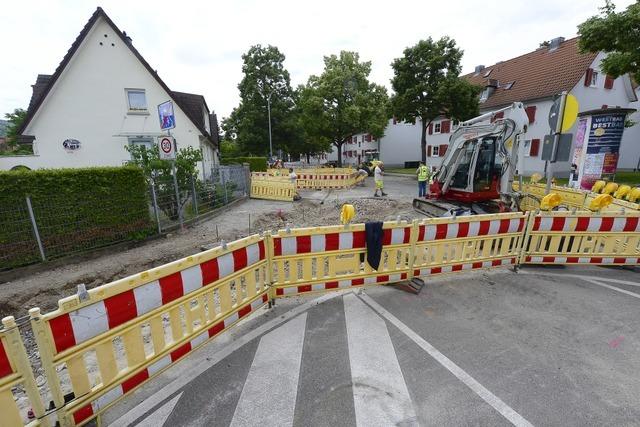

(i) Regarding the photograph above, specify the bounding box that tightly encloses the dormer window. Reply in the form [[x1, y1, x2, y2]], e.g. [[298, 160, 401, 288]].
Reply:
[[483, 69, 492, 77], [479, 87, 491, 103], [503, 81, 515, 90]]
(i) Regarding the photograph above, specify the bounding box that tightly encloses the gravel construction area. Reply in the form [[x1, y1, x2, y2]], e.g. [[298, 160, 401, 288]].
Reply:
[[0, 175, 419, 318]]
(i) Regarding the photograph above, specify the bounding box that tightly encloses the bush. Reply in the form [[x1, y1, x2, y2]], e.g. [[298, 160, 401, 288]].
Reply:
[[221, 157, 267, 172], [0, 166, 152, 270]]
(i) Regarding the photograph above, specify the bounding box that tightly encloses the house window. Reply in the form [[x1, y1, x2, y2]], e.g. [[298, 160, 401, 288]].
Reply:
[[589, 71, 599, 88], [126, 89, 148, 112], [128, 137, 154, 154], [479, 87, 490, 103], [431, 146, 439, 157], [434, 122, 441, 134]]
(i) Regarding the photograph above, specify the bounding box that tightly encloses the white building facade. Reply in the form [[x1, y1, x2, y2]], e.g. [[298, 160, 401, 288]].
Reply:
[[327, 132, 380, 166], [378, 38, 638, 176], [0, 8, 218, 178]]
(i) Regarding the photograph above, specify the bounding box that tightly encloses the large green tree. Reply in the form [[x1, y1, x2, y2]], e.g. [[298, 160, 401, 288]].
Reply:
[[578, 1, 640, 81], [4, 108, 27, 146], [390, 37, 480, 163], [222, 45, 303, 158], [299, 51, 388, 166]]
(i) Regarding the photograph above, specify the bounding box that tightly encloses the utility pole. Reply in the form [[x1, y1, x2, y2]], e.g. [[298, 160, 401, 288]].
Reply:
[[545, 91, 567, 195]]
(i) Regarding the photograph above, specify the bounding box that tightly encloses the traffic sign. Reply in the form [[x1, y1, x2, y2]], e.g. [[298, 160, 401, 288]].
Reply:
[[158, 136, 176, 160], [158, 101, 176, 130]]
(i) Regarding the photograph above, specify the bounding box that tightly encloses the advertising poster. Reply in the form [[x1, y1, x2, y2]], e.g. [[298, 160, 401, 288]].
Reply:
[[579, 113, 625, 190]]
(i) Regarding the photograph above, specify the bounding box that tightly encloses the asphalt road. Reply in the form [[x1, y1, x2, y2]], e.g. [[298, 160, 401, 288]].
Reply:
[[103, 265, 640, 426]]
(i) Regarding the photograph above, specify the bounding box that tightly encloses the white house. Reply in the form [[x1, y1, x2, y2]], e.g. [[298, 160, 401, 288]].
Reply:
[[327, 133, 380, 166], [0, 8, 219, 178], [379, 37, 638, 176]]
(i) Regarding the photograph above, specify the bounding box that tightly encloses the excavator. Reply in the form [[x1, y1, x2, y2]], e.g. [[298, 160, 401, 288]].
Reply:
[[413, 102, 538, 217]]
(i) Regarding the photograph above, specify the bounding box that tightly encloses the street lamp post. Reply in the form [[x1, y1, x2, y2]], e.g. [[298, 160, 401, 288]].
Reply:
[[266, 92, 273, 160]]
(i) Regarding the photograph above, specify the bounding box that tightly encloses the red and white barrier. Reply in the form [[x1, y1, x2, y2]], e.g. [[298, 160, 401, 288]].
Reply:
[[274, 273, 408, 296], [413, 257, 516, 277], [524, 256, 640, 264], [532, 216, 640, 232], [418, 218, 524, 241], [49, 241, 266, 353], [0, 339, 12, 378], [72, 293, 268, 424]]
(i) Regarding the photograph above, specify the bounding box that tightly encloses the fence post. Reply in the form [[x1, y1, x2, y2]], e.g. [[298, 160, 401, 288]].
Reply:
[[29, 308, 69, 426], [221, 169, 229, 205], [150, 180, 162, 234], [518, 210, 536, 267], [25, 195, 46, 261], [408, 219, 420, 280], [190, 174, 199, 216], [171, 162, 184, 230]]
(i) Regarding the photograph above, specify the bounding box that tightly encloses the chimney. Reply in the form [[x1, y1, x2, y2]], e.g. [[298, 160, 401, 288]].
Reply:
[[474, 65, 485, 75], [123, 31, 132, 43], [549, 37, 565, 51]]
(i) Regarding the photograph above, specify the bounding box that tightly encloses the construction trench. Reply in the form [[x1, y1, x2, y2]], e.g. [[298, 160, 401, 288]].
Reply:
[[1, 175, 639, 424]]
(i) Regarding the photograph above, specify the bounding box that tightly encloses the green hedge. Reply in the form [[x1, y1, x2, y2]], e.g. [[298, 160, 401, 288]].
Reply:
[[221, 157, 267, 172], [0, 167, 152, 270]]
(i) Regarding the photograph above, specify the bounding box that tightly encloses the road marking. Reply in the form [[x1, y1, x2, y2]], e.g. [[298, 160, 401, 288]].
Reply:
[[584, 279, 640, 299], [343, 293, 418, 426], [230, 313, 307, 427], [134, 392, 182, 427], [519, 271, 639, 287], [107, 291, 344, 426], [359, 293, 534, 427]]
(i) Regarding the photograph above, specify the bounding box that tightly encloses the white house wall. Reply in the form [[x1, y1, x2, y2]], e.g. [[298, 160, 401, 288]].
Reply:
[[620, 88, 640, 170], [379, 119, 423, 167], [0, 17, 214, 176]]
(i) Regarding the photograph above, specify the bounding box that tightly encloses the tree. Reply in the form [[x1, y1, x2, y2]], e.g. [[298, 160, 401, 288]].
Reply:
[[224, 45, 304, 157], [298, 51, 388, 166], [4, 108, 27, 146], [390, 37, 481, 163], [126, 144, 202, 220], [578, 1, 640, 81]]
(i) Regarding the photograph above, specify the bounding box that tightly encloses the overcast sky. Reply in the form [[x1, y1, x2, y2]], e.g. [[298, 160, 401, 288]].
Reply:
[[0, 0, 634, 121]]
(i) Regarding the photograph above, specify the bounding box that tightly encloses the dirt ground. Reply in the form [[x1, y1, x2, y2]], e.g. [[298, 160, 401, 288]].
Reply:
[[0, 175, 419, 318]]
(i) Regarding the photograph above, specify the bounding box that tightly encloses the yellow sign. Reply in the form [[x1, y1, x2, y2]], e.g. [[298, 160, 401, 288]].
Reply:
[[561, 94, 579, 132]]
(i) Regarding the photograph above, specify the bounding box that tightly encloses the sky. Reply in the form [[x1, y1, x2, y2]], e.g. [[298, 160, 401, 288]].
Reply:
[[0, 0, 635, 122]]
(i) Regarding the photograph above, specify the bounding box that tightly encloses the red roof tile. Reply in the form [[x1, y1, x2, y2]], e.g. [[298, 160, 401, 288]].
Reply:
[[464, 37, 598, 108]]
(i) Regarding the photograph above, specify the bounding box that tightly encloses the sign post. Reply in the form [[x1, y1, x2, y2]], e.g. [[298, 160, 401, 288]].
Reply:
[[157, 101, 183, 229], [544, 92, 579, 194]]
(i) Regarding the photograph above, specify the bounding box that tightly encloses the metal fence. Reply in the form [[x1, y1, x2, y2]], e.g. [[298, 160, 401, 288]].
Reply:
[[0, 165, 250, 271]]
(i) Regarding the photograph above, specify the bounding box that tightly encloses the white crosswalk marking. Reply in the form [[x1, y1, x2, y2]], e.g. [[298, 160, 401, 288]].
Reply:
[[343, 293, 418, 426], [135, 392, 182, 427], [230, 313, 307, 427]]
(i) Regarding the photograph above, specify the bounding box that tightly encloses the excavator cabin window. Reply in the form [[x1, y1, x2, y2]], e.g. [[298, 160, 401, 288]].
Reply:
[[474, 137, 501, 191]]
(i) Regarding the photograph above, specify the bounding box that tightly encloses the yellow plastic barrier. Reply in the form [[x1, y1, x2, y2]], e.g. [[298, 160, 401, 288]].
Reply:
[[9, 210, 640, 425], [413, 212, 527, 277], [29, 235, 270, 426], [250, 177, 295, 201], [514, 182, 640, 212], [521, 211, 640, 265], [271, 222, 413, 297], [0, 318, 48, 427]]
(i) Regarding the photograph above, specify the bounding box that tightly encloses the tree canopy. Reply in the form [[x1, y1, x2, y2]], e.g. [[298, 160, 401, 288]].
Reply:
[[221, 45, 303, 158], [4, 108, 27, 147], [390, 37, 480, 162], [298, 51, 388, 166], [578, 1, 640, 81]]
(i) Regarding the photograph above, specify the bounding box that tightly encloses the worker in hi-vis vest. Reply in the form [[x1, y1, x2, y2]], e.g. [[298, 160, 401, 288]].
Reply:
[[416, 162, 430, 197]]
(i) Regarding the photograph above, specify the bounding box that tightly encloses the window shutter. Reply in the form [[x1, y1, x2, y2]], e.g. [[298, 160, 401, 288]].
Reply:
[[601, 104, 608, 109], [584, 68, 593, 86], [525, 106, 536, 124], [604, 75, 614, 89], [530, 139, 540, 157], [427, 146, 432, 157], [441, 120, 451, 133], [366, 134, 372, 142], [439, 144, 448, 157], [428, 123, 433, 135]]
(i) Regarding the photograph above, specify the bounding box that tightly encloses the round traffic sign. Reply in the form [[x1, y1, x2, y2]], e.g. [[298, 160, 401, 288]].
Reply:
[[160, 137, 172, 154]]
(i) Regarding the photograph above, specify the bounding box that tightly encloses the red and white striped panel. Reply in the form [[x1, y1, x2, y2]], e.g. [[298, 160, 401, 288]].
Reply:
[[274, 273, 408, 296], [418, 218, 524, 242], [413, 258, 515, 276], [72, 293, 268, 424], [532, 216, 640, 233], [0, 339, 12, 378], [524, 256, 640, 265], [273, 228, 410, 257], [49, 242, 266, 354]]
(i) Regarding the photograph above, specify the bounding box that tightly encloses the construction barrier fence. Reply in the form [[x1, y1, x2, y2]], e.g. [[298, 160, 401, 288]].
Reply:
[[3, 210, 640, 425], [514, 182, 640, 212]]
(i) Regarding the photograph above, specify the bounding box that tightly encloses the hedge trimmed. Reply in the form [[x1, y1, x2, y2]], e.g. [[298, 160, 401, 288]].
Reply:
[[221, 157, 267, 172], [0, 166, 152, 270]]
